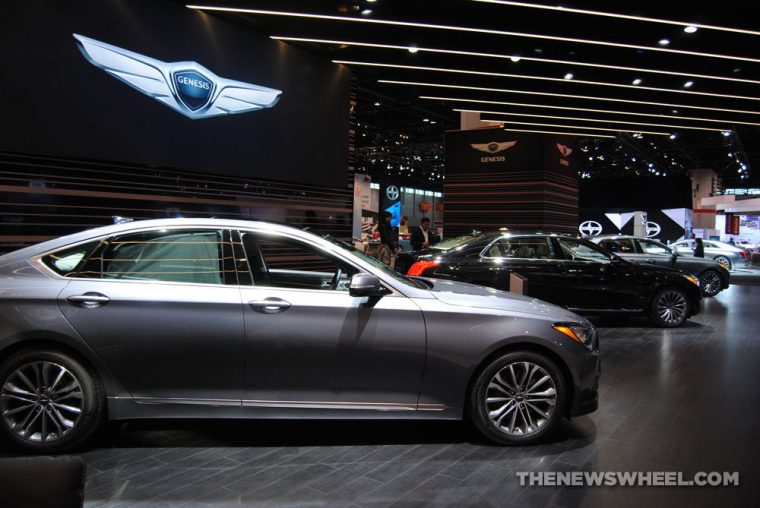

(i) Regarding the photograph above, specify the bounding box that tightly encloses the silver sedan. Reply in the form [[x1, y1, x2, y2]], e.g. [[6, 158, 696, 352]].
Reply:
[[670, 239, 748, 270], [0, 219, 599, 452]]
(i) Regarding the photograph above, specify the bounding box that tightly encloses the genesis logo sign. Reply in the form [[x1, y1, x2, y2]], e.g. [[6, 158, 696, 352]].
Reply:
[[471, 141, 517, 163], [73, 34, 282, 119]]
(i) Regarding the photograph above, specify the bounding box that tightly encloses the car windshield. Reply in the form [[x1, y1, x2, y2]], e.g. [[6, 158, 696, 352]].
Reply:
[[432, 234, 484, 251], [331, 239, 428, 289]]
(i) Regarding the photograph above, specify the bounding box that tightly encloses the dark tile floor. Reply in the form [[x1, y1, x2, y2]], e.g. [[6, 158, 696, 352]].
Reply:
[[8, 285, 760, 507]]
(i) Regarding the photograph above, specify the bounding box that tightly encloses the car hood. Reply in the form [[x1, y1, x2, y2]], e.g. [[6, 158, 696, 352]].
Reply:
[[417, 277, 586, 322]]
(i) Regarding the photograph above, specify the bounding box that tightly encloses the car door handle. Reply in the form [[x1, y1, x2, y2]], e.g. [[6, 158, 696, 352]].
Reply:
[[646, 258, 656, 264], [249, 298, 291, 314], [66, 292, 110, 308]]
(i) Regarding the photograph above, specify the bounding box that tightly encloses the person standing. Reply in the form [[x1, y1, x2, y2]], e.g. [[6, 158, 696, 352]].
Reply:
[[411, 217, 438, 251], [694, 238, 705, 258], [377, 211, 397, 265]]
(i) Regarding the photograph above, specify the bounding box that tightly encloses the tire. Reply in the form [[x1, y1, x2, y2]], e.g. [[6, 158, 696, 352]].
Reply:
[[713, 255, 732, 270], [468, 351, 567, 445], [0, 349, 105, 453], [650, 287, 690, 327], [699, 270, 723, 297]]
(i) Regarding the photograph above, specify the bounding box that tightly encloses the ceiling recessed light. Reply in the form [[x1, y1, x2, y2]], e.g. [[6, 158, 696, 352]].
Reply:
[[658, 38, 671, 46], [408, 46, 419, 53], [423, 118, 430, 122], [510, 55, 521, 62], [669, 133, 677, 139], [683, 81, 694, 88], [361, 8, 372, 16], [374, 101, 381, 106], [733, 68, 742, 73], [722, 131, 731, 136], [564, 73, 574, 80], [684, 25, 698, 33], [672, 109, 679, 114], [632, 78, 642, 85]]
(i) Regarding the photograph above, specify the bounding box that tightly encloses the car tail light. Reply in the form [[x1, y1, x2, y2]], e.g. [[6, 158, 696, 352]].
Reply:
[[407, 260, 439, 276]]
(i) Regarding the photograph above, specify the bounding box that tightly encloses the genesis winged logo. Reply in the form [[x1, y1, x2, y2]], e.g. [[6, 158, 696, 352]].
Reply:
[[73, 34, 282, 120], [471, 141, 517, 154], [556, 143, 573, 157]]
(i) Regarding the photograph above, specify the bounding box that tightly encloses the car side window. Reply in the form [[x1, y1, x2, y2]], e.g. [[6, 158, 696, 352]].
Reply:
[[483, 237, 553, 259], [558, 238, 611, 263], [40, 240, 103, 277], [240, 233, 357, 291], [599, 239, 634, 253], [637, 240, 670, 254], [89, 229, 226, 284]]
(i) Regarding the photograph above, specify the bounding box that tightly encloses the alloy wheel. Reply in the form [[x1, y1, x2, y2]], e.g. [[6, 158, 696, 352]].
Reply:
[[656, 289, 688, 326], [700, 271, 723, 297], [1, 361, 83, 443], [714, 256, 732, 270], [484, 361, 557, 436]]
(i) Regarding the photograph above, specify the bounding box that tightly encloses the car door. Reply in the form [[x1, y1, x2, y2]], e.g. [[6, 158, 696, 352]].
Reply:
[[554, 238, 644, 311], [597, 238, 641, 263], [673, 240, 695, 256], [473, 236, 565, 303], [634, 239, 677, 269], [58, 227, 244, 403], [235, 229, 427, 409]]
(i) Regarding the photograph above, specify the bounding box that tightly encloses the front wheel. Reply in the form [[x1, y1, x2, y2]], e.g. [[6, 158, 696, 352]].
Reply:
[[0, 349, 105, 453], [650, 287, 690, 327], [713, 255, 732, 270], [469, 351, 566, 445], [699, 270, 723, 297]]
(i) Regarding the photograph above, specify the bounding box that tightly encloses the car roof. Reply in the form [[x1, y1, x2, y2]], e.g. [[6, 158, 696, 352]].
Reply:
[[0, 218, 327, 263]]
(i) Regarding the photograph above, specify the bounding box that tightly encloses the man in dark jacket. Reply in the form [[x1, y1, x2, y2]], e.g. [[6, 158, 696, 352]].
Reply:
[[411, 217, 439, 251]]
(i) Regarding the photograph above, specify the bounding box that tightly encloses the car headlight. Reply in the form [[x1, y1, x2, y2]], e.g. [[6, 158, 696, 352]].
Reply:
[[553, 322, 596, 350], [684, 275, 700, 287]]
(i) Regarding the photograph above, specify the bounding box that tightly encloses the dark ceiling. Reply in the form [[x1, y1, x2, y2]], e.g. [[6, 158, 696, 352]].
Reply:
[[190, 0, 760, 190]]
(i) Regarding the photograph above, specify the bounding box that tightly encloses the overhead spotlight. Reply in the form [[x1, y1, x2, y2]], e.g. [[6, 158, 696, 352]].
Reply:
[[683, 80, 694, 88], [658, 38, 670, 46], [564, 72, 574, 80], [733, 68, 742, 73], [722, 131, 731, 136], [408, 46, 419, 53], [672, 109, 679, 114], [684, 25, 698, 33], [669, 133, 677, 139], [374, 101, 381, 106], [361, 8, 373, 16], [510, 55, 521, 62], [632, 78, 642, 85], [430, 120, 437, 124], [366, 0, 377, 2], [423, 118, 430, 122]]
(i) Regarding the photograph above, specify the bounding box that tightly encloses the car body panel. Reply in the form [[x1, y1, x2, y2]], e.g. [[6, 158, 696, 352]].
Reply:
[[670, 239, 747, 267]]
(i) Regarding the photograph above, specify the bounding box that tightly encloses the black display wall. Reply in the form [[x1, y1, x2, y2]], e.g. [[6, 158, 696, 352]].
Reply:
[[444, 128, 578, 235], [1, 0, 350, 189]]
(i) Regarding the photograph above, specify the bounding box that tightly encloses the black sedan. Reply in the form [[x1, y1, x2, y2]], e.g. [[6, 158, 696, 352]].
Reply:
[[397, 232, 702, 327], [590, 235, 730, 297]]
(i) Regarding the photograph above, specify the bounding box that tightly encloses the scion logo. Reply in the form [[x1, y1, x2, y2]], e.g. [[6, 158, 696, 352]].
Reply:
[[471, 141, 517, 163], [578, 221, 603, 236], [73, 34, 282, 120], [556, 143, 573, 167], [646, 221, 661, 238], [385, 185, 400, 201]]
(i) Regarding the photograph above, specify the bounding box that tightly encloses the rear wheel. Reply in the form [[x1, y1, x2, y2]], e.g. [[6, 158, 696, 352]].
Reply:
[[0, 349, 105, 453], [699, 270, 723, 297], [713, 255, 732, 270], [650, 287, 690, 327], [469, 351, 566, 445]]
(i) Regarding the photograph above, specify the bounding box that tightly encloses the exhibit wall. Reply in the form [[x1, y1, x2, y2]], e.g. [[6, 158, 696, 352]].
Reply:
[[444, 128, 579, 235], [0, 0, 353, 252], [579, 176, 693, 242]]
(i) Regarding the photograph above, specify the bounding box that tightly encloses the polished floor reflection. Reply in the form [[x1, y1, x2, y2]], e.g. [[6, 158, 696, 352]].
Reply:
[[4, 285, 759, 507]]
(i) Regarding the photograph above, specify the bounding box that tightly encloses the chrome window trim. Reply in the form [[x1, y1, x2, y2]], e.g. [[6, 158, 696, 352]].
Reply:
[[479, 235, 554, 260]]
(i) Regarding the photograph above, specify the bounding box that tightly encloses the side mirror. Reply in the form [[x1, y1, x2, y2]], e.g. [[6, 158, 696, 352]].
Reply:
[[349, 273, 389, 298]]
